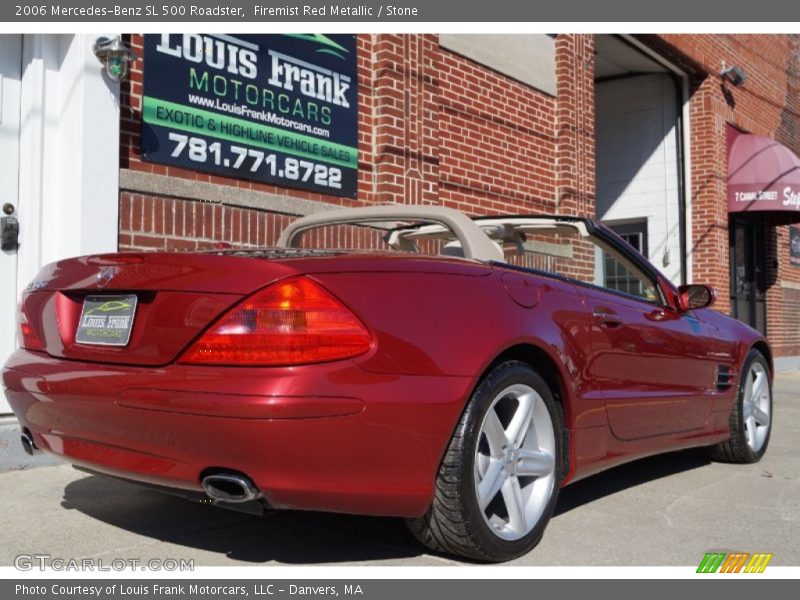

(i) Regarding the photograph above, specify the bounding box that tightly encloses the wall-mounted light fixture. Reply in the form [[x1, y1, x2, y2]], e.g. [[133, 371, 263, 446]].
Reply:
[[720, 63, 747, 87], [93, 36, 138, 83]]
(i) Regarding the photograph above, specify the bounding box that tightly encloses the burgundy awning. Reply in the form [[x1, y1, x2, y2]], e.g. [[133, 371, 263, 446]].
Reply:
[[727, 126, 800, 223]]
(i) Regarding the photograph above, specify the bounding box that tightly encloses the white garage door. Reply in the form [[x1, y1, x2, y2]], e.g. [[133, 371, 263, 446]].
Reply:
[[596, 73, 682, 284]]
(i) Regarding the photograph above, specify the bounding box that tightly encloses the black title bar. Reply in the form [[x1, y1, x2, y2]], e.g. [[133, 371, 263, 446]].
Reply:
[[5, 579, 800, 600], [4, 0, 800, 22]]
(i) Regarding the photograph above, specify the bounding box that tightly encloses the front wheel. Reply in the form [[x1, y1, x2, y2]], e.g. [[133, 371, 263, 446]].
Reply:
[[406, 361, 563, 562], [710, 349, 772, 463]]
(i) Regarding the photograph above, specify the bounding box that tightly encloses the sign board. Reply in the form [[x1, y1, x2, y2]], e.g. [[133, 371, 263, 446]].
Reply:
[[790, 225, 800, 266], [141, 34, 358, 197], [727, 125, 800, 218]]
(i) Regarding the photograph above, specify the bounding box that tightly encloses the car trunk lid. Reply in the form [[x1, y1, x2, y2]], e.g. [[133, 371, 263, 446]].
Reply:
[[21, 252, 298, 366]]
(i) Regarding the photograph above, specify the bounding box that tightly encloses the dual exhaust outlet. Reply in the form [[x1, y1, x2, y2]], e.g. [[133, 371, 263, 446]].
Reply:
[[201, 472, 259, 503]]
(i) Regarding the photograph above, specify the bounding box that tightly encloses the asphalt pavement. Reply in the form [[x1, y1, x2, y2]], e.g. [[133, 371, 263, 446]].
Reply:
[[1, 372, 799, 567]]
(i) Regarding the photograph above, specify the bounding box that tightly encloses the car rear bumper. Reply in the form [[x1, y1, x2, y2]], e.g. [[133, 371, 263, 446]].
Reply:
[[2, 349, 474, 518]]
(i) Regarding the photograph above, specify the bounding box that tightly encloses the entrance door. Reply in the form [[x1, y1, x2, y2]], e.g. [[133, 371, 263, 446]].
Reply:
[[729, 215, 766, 334], [0, 35, 22, 413]]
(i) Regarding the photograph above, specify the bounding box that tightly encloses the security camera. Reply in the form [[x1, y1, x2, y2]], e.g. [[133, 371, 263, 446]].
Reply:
[[721, 64, 746, 87]]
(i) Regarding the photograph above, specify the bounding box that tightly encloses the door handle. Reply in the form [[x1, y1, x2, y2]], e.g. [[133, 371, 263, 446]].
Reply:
[[645, 308, 667, 321], [592, 309, 623, 328]]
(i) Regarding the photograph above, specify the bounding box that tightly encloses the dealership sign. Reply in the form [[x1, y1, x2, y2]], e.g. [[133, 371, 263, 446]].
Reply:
[[141, 34, 358, 197]]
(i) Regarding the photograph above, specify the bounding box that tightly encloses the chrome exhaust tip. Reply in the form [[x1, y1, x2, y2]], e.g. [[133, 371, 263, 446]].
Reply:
[[201, 473, 259, 503], [20, 431, 41, 456]]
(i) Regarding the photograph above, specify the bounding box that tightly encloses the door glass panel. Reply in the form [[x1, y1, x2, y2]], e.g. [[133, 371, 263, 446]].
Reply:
[[506, 224, 658, 302], [729, 216, 766, 334], [602, 248, 646, 297], [733, 223, 749, 298]]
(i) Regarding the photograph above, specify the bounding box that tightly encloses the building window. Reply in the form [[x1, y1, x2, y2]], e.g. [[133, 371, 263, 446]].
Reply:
[[609, 221, 648, 256]]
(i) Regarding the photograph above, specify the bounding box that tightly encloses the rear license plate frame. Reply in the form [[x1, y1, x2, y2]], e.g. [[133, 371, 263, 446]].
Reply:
[[75, 294, 138, 347]]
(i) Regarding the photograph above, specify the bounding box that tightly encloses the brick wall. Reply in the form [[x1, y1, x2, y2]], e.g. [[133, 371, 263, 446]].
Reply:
[[438, 41, 558, 214], [118, 193, 297, 251]]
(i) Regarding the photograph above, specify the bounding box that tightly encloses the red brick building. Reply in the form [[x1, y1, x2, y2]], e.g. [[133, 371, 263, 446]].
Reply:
[[118, 34, 800, 365]]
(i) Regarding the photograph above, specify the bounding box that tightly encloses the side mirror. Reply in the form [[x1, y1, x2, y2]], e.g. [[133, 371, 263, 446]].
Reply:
[[677, 284, 717, 311]]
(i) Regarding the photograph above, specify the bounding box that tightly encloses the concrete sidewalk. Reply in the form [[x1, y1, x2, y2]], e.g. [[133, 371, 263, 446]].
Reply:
[[1, 372, 798, 566]]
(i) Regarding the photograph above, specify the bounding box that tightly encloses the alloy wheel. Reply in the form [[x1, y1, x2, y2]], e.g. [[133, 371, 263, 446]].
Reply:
[[474, 383, 556, 541], [743, 361, 771, 453]]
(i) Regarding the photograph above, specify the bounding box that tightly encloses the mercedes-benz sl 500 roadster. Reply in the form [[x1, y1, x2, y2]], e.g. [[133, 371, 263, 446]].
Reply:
[[3, 206, 773, 561]]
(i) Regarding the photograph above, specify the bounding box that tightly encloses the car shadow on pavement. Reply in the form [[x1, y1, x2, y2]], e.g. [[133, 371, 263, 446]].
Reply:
[[60, 474, 426, 564], [554, 448, 711, 516], [59, 448, 710, 564]]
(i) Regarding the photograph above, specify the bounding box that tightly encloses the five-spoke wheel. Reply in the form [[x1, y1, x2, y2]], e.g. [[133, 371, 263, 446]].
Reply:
[[406, 361, 562, 562], [742, 360, 771, 453], [474, 383, 556, 540], [710, 349, 773, 463]]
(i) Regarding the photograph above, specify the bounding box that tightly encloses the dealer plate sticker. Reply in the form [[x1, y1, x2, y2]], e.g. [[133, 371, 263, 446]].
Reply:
[[75, 295, 138, 347]]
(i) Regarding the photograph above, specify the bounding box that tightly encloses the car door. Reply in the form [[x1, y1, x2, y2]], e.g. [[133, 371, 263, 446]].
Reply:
[[577, 232, 718, 440]]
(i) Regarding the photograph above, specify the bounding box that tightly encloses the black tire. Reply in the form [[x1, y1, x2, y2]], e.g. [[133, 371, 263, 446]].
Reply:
[[406, 361, 564, 562], [709, 349, 773, 464]]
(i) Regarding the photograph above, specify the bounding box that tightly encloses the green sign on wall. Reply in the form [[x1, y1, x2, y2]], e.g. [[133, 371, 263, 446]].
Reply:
[[141, 34, 359, 197]]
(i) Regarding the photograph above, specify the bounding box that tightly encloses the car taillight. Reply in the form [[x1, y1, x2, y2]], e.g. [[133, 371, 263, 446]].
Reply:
[[17, 304, 44, 352], [179, 276, 372, 366]]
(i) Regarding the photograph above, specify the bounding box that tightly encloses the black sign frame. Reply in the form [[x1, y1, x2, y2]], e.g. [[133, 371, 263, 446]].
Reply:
[[141, 34, 358, 198]]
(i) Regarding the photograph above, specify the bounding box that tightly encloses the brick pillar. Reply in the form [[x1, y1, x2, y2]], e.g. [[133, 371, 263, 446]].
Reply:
[[688, 75, 731, 311], [371, 34, 439, 205], [554, 34, 596, 218]]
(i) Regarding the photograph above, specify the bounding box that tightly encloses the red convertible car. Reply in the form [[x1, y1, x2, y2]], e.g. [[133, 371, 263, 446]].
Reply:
[[3, 205, 773, 561]]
